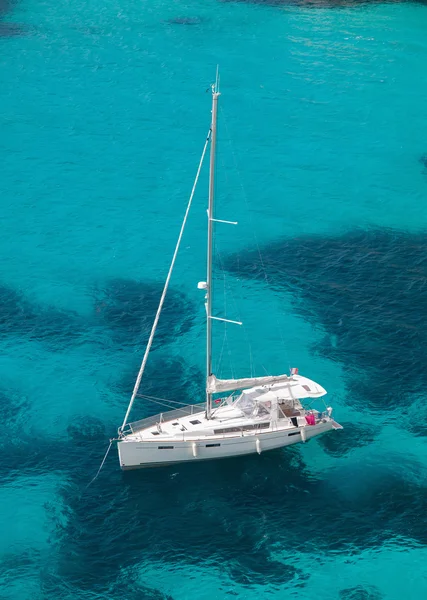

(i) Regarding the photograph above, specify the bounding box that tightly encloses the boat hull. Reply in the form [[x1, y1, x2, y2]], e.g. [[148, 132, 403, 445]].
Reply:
[[117, 420, 335, 470]]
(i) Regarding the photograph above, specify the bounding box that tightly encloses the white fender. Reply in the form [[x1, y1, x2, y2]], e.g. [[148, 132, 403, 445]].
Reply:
[[300, 427, 307, 443], [192, 442, 198, 457], [256, 438, 261, 454]]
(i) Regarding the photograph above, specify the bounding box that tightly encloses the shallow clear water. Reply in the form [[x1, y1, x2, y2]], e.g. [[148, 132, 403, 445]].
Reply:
[[1, 0, 427, 598]]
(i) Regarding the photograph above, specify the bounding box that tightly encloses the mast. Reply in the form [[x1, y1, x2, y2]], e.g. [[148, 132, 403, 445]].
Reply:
[[206, 73, 220, 419]]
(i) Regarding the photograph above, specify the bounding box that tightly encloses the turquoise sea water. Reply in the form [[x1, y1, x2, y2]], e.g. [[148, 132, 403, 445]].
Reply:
[[2, 0, 427, 598]]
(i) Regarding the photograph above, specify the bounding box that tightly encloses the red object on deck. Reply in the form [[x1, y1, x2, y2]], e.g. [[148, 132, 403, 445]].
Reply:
[[305, 414, 316, 426]]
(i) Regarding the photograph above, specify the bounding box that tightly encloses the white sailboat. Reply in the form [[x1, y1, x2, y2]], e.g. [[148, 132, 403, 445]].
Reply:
[[116, 75, 342, 470]]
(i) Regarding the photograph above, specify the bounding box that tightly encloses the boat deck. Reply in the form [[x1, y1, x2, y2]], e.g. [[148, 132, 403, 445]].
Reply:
[[122, 402, 316, 443]]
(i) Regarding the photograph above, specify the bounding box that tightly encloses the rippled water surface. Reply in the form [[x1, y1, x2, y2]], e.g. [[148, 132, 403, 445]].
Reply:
[[1, 0, 427, 598]]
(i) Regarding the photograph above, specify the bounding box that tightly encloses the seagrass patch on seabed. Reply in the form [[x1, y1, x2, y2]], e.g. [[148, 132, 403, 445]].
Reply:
[[220, 0, 427, 9], [0, 0, 24, 36], [92, 278, 195, 349], [0, 283, 86, 347], [223, 228, 427, 412]]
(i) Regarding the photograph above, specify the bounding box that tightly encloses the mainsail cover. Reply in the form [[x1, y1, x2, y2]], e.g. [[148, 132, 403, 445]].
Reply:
[[207, 373, 292, 394]]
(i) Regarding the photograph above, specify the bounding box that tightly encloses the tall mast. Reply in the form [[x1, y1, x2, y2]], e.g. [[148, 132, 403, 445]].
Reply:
[[206, 73, 220, 419]]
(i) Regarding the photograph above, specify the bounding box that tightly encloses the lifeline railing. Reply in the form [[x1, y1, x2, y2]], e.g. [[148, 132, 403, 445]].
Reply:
[[121, 403, 206, 435]]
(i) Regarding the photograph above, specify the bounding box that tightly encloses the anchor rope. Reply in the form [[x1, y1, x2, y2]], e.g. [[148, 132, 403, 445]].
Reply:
[[86, 439, 114, 488]]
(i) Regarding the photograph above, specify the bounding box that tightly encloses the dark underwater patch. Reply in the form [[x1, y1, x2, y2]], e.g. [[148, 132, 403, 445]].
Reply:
[[165, 16, 204, 25], [29, 305, 84, 346], [0, 439, 50, 483], [101, 577, 174, 600], [0, 387, 30, 430], [0, 0, 24, 37], [318, 422, 375, 456], [221, 0, 427, 8], [224, 228, 427, 412], [1, 427, 110, 486], [0, 410, 418, 593], [92, 278, 195, 350], [0, 284, 30, 333], [112, 353, 204, 419], [0, 284, 85, 348], [7, 263, 427, 594], [0, 278, 194, 352], [66, 415, 106, 445], [40, 569, 174, 600], [0, 386, 39, 482], [0, 22, 23, 36], [54, 449, 312, 591], [401, 398, 427, 438], [0, 549, 38, 574], [0, 0, 12, 14], [0, 550, 42, 592], [227, 553, 307, 587], [340, 585, 383, 600], [420, 154, 427, 171], [50, 438, 427, 596]]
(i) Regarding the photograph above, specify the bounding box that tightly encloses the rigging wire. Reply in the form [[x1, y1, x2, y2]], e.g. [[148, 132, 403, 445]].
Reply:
[[213, 143, 253, 380], [136, 393, 195, 407], [86, 129, 212, 486], [219, 104, 292, 372], [216, 274, 228, 379], [136, 394, 195, 410], [213, 243, 239, 379], [119, 128, 212, 432], [214, 235, 254, 379]]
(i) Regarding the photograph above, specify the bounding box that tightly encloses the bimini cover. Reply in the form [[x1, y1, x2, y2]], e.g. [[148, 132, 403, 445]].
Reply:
[[230, 376, 326, 419]]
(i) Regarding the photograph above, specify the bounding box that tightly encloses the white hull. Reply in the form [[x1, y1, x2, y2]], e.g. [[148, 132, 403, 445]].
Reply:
[[118, 419, 336, 470]]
